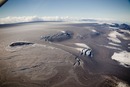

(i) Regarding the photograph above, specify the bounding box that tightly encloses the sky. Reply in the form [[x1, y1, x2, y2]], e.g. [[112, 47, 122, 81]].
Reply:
[[0, 0, 130, 23]]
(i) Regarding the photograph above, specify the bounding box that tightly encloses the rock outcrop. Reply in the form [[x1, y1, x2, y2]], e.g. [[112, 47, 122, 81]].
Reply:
[[109, 23, 119, 27], [10, 42, 34, 47], [91, 32, 100, 37], [81, 48, 93, 57], [119, 24, 130, 30], [109, 23, 130, 30], [41, 31, 73, 42]]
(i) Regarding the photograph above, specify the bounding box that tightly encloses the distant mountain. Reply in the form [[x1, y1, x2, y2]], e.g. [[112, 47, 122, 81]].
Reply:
[[119, 23, 130, 30], [80, 19, 98, 22], [109, 23, 130, 30], [109, 23, 119, 27]]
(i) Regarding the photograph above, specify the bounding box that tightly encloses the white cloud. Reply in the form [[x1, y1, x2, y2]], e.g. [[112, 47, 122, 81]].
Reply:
[[0, 16, 116, 24], [0, 16, 77, 24], [0, 16, 43, 24]]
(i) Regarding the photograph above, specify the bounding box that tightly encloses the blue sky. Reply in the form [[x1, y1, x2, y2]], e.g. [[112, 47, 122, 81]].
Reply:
[[0, 0, 130, 23]]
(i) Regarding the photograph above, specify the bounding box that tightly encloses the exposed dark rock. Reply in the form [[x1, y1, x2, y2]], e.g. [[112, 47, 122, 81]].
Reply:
[[109, 23, 130, 30], [10, 42, 34, 47], [91, 32, 100, 37], [119, 23, 130, 30], [81, 48, 93, 57], [73, 56, 80, 66], [41, 31, 73, 42], [102, 23, 110, 26], [109, 23, 119, 27], [116, 30, 125, 34]]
